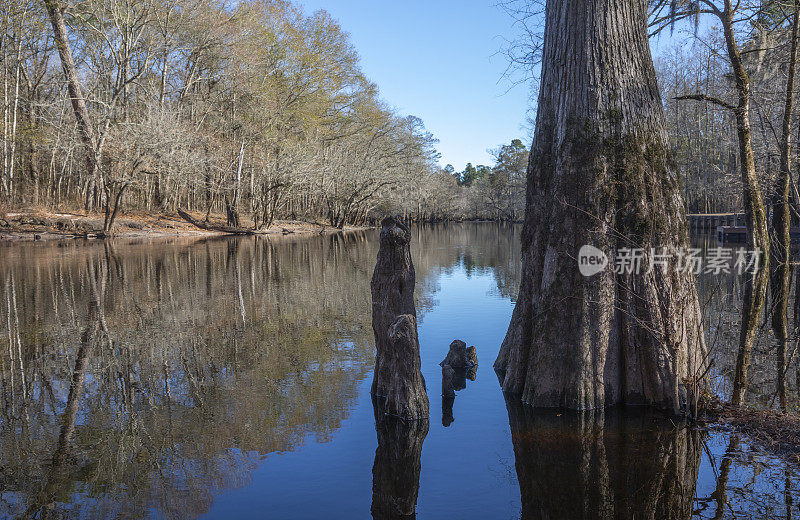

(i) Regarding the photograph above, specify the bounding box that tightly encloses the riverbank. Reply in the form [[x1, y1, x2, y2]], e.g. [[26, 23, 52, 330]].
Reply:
[[703, 401, 800, 464], [0, 209, 370, 242]]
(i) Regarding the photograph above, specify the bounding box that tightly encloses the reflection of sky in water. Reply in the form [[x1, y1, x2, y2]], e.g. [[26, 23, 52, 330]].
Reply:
[[202, 248, 799, 520], [203, 262, 521, 518]]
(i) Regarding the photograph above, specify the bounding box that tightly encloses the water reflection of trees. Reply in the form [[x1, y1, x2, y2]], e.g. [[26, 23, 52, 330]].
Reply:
[[695, 434, 800, 519], [504, 399, 701, 520], [0, 225, 518, 519], [411, 222, 521, 304], [692, 234, 798, 405], [0, 234, 387, 518], [1, 224, 798, 519]]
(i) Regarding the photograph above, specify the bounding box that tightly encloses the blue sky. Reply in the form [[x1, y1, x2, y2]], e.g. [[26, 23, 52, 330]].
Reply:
[[299, 0, 532, 171]]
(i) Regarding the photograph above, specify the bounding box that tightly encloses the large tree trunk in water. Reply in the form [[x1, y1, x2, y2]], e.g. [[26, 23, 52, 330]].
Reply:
[[371, 217, 429, 420], [769, 1, 799, 414], [495, 0, 706, 412]]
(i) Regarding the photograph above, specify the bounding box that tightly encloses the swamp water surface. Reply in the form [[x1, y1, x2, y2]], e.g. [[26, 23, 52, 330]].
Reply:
[[0, 223, 797, 519]]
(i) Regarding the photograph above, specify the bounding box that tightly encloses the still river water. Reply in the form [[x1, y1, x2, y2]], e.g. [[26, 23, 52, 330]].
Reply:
[[0, 223, 797, 519]]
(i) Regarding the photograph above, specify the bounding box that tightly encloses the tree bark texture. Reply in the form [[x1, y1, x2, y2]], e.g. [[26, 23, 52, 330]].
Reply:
[[505, 399, 701, 520], [495, 0, 706, 412], [371, 217, 429, 420]]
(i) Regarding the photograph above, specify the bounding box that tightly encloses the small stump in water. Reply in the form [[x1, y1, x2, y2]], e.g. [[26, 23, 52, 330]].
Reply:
[[440, 340, 478, 370], [371, 217, 429, 420], [441, 340, 478, 427]]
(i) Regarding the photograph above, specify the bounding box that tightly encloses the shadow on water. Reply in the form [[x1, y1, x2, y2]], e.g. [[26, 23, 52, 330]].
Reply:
[[504, 397, 702, 520]]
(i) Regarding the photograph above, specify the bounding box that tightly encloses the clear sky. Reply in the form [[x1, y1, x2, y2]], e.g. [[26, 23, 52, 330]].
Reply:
[[298, 0, 532, 172]]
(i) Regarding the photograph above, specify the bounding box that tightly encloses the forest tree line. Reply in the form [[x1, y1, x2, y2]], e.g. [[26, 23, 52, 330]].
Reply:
[[656, 6, 800, 216], [8, 0, 800, 234], [0, 0, 531, 232]]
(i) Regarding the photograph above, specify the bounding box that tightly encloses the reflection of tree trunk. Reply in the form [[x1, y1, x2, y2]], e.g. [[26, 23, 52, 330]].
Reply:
[[504, 398, 701, 520], [25, 266, 105, 517], [711, 436, 739, 520], [442, 395, 455, 427], [371, 398, 428, 520], [53, 296, 101, 465], [785, 468, 793, 520]]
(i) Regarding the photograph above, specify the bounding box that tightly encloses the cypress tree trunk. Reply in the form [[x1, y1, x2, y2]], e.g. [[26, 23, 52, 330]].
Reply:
[[371, 217, 429, 420], [495, 0, 706, 411]]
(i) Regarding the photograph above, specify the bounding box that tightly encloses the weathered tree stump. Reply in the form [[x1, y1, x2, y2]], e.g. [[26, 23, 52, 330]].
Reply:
[[466, 346, 477, 368], [371, 217, 429, 420], [440, 341, 478, 427], [440, 340, 478, 369]]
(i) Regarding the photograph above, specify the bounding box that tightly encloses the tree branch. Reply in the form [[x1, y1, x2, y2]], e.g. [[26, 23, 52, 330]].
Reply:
[[674, 94, 736, 111]]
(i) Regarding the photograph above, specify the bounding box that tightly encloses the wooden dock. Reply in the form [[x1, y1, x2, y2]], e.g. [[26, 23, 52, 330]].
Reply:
[[687, 213, 745, 233], [715, 225, 800, 243]]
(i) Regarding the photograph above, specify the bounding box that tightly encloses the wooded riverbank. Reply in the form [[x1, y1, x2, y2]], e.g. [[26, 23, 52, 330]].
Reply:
[[0, 208, 370, 242]]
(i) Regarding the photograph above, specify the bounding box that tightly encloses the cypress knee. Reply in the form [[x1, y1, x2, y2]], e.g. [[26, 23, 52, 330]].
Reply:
[[371, 217, 429, 420]]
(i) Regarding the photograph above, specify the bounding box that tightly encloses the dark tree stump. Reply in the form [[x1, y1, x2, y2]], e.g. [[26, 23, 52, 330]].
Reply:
[[441, 341, 479, 427], [371, 217, 429, 420], [440, 340, 478, 369], [466, 346, 477, 367]]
